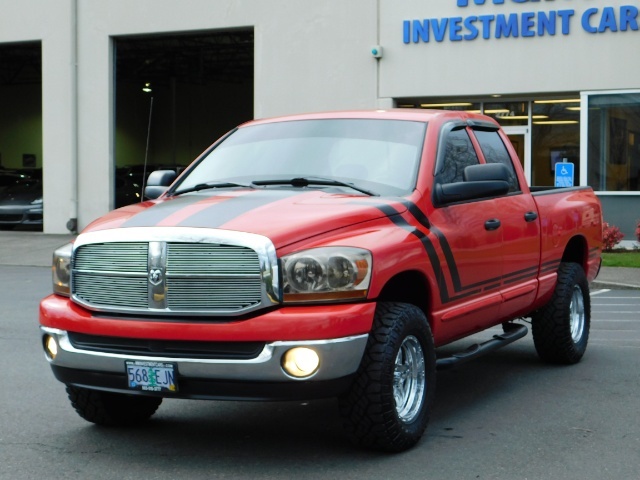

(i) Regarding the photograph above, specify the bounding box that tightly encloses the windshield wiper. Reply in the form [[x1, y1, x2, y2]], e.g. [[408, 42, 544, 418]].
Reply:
[[252, 177, 378, 196], [171, 181, 253, 196]]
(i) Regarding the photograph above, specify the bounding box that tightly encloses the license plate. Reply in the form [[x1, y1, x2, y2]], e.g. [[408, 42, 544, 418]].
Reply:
[[126, 361, 178, 393]]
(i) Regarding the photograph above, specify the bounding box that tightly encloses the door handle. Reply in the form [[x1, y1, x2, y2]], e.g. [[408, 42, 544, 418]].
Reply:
[[524, 211, 538, 222], [485, 219, 501, 231]]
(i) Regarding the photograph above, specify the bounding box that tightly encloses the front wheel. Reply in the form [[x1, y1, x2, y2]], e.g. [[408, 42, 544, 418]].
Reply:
[[532, 262, 590, 364], [66, 385, 162, 426], [339, 302, 436, 452]]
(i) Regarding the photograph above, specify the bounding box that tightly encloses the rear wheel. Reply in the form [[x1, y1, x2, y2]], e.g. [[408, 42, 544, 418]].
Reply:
[[339, 302, 436, 452], [532, 262, 590, 364], [66, 385, 162, 426]]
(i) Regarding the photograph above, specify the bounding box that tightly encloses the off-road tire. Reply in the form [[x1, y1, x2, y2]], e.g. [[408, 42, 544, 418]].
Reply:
[[532, 262, 590, 364], [66, 385, 162, 426], [339, 302, 436, 452]]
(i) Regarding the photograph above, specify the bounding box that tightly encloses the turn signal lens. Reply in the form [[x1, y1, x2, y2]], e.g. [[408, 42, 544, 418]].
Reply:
[[282, 347, 320, 378]]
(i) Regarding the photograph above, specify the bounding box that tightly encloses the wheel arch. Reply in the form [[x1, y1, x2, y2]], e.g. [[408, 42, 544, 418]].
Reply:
[[376, 270, 431, 323], [561, 234, 588, 270]]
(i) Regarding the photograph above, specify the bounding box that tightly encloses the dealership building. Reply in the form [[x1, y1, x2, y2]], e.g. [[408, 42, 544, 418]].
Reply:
[[1, 0, 639, 237]]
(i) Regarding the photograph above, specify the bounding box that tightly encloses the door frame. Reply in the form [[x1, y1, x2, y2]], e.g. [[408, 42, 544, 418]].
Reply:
[[502, 125, 531, 186]]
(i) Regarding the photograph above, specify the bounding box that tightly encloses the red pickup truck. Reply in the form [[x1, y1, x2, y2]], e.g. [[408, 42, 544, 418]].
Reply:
[[40, 109, 602, 452]]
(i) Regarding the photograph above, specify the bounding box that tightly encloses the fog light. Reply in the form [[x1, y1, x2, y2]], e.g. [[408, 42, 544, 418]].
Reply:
[[44, 335, 58, 360], [282, 347, 320, 378]]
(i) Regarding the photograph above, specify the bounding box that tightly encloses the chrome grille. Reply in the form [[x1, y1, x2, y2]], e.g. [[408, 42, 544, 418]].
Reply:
[[166, 277, 263, 310], [71, 231, 276, 316], [74, 242, 148, 272]]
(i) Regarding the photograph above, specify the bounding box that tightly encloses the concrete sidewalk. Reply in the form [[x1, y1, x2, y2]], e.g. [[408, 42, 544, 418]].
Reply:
[[0, 230, 74, 267], [1, 230, 638, 289]]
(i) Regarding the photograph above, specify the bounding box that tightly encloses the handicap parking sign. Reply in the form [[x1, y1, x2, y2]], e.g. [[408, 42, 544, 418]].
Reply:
[[555, 162, 574, 187]]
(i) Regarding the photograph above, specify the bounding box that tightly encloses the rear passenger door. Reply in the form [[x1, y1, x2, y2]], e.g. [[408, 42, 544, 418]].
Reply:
[[472, 127, 541, 319]]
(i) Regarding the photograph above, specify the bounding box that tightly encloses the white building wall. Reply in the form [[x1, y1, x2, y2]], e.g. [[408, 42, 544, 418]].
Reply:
[[2, 0, 378, 233], [2, 0, 637, 233], [73, 0, 378, 231], [379, 0, 640, 98], [1, 0, 77, 233]]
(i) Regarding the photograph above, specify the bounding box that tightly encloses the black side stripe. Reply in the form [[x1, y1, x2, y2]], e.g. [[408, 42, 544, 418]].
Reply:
[[430, 225, 463, 292], [374, 203, 481, 304], [368, 200, 565, 305]]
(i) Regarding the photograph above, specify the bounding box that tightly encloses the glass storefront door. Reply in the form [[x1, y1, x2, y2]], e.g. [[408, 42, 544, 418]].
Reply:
[[502, 126, 530, 185]]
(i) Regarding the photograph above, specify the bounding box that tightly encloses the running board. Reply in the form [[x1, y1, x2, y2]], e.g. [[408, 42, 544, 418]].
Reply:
[[436, 323, 528, 371]]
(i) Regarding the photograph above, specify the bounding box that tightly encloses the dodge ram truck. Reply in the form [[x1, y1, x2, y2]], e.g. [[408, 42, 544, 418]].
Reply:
[[40, 109, 603, 452]]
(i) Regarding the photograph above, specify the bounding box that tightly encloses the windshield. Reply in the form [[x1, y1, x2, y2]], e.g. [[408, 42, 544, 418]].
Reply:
[[174, 119, 427, 196]]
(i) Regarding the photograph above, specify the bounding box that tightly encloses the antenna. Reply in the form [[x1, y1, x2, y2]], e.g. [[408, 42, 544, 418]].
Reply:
[[141, 95, 154, 201]]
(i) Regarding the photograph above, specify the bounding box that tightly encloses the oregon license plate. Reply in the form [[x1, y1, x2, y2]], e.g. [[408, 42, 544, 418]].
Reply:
[[126, 361, 178, 393]]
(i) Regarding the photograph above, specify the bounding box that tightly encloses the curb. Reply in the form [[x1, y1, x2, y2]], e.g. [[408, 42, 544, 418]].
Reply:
[[590, 281, 640, 291]]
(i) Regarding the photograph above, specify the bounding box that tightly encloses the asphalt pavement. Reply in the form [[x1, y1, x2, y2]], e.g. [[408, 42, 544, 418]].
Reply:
[[0, 230, 638, 289]]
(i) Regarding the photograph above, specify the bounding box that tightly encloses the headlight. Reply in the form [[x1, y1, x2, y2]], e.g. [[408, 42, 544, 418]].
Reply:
[[52, 243, 73, 296], [282, 247, 372, 303]]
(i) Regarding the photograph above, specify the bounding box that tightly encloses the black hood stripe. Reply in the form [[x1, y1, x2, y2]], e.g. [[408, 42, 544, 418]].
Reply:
[[121, 194, 214, 228], [121, 189, 308, 229], [177, 189, 304, 228]]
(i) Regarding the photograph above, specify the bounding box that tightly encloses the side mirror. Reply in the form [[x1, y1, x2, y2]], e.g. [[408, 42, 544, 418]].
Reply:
[[434, 163, 510, 206], [144, 170, 177, 199], [463, 163, 511, 183]]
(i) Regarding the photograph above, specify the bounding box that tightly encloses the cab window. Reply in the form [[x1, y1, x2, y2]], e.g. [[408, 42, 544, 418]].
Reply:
[[435, 127, 480, 185]]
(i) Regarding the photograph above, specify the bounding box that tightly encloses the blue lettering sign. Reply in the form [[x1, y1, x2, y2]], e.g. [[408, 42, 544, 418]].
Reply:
[[402, 3, 639, 45], [495, 13, 519, 37], [582, 8, 598, 33], [557, 10, 574, 34], [478, 14, 496, 38], [599, 7, 618, 32], [464, 16, 480, 39], [581, 6, 638, 35], [521, 11, 536, 37], [458, 0, 551, 6], [537, 10, 556, 35], [620, 6, 639, 31], [458, 0, 505, 7], [432, 18, 450, 42], [450, 17, 464, 41]]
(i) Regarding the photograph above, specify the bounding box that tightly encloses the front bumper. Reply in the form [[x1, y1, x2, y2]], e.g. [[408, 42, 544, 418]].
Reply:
[[0, 205, 43, 226], [41, 327, 368, 400]]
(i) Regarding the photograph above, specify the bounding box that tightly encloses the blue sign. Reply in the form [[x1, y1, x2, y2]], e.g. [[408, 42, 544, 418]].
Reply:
[[555, 162, 574, 187], [402, 3, 640, 44]]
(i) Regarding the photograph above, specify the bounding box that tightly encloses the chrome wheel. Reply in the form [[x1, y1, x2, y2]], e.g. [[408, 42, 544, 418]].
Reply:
[[569, 285, 585, 343], [394, 335, 426, 423]]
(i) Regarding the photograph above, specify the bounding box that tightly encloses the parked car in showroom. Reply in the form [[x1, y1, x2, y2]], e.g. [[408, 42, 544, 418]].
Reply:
[[0, 174, 43, 229]]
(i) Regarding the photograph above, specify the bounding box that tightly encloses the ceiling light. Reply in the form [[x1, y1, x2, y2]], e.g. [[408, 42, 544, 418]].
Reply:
[[533, 120, 579, 125], [498, 115, 548, 120], [420, 102, 473, 108], [534, 99, 580, 104]]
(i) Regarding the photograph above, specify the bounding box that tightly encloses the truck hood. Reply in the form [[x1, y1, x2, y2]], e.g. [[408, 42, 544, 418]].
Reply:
[[83, 188, 405, 249]]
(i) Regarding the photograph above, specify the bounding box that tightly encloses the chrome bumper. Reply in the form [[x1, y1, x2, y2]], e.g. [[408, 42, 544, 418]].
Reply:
[[41, 327, 368, 383]]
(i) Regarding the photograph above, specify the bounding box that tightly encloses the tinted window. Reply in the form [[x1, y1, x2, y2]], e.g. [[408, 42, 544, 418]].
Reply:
[[435, 128, 479, 185], [474, 130, 519, 192]]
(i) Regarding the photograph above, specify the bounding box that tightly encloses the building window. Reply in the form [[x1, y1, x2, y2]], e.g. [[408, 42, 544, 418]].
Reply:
[[587, 93, 640, 192], [531, 98, 580, 187]]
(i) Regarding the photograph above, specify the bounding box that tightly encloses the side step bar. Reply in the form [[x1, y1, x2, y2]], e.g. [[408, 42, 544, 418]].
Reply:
[[436, 322, 528, 371]]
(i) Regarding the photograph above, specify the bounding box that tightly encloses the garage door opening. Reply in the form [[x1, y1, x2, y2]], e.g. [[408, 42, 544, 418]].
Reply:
[[0, 41, 43, 231], [114, 29, 254, 208]]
